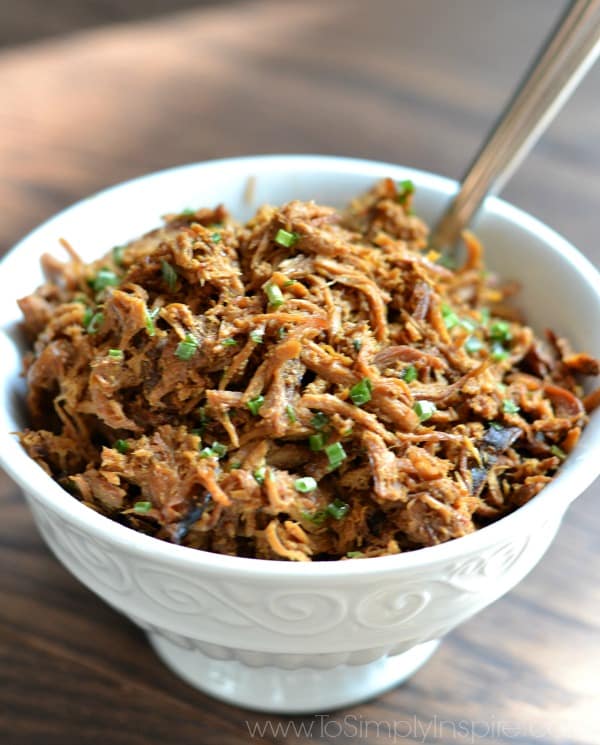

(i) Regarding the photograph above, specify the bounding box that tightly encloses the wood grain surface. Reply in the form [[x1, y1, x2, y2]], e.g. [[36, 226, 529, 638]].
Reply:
[[1, 1, 599, 743]]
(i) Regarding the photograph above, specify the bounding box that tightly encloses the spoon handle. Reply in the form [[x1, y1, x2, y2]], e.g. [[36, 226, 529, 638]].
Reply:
[[430, 0, 600, 251]]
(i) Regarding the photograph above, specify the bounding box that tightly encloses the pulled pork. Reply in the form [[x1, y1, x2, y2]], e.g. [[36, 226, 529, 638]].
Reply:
[[17, 180, 599, 561]]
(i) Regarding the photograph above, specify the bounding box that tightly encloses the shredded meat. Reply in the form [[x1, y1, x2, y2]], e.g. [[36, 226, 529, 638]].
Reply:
[[17, 179, 599, 560]]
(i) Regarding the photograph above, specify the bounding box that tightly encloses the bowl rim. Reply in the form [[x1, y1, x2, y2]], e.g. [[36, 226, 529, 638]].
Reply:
[[1, 153, 599, 579]]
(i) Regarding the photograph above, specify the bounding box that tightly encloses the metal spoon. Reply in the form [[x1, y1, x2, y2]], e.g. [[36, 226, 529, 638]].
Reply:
[[430, 0, 600, 253]]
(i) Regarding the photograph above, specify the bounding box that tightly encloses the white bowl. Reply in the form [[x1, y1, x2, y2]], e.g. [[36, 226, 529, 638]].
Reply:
[[1, 155, 599, 714]]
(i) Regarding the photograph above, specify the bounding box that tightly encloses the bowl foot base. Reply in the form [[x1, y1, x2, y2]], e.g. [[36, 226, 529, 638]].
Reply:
[[148, 633, 440, 714]]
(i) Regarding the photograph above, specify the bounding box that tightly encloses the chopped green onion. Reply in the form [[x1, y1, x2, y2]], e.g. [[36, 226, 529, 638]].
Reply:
[[414, 400, 437, 422], [349, 378, 373, 406], [114, 439, 129, 454], [230, 461, 242, 470], [264, 282, 285, 308], [161, 260, 178, 290], [190, 428, 202, 437], [211, 232, 221, 243], [310, 412, 329, 430], [222, 338, 237, 347], [112, 245, 126, 266], [352, 339, 362, 352], [397, 179, 415, 203], [309, 433, 326, 451], [86, 311, 104, 334], [326, 498, 349, 519], [441, 303, 460, 330], [460, 317, 478, 333], [464, 336, 484, 355], [145, 307, 160, 337], [274, 228, 299, 248], [437, 253, 457, 270], [550, 445, 566, 459], [490, 342, 509, 362], [294, 477, 317, 493], [250, 330, 264, 344], [401, 364, 417, 383], [480, 308, 490, 326], [195, 406, 209, 432], [253, 466, 266, 484], [324, 442, 347, 469], [247, 395, 265, 415], [490, 320, 512, 343], [283, 279, 296, 287], [82, 307, 93, 327], [180, 207, 196, 216], [285, 405, 297, 423], [175, 333, 198, 361], [200, 441, 228, 459], [502, 399, 520, 414], [277, 327, 287, 339], [133, 501, 152, 514], [108, 348, 124, 360], [301, 509, 327, 525], [90, 268, 119, 292], [346, 551, 364, 558], [489, 421, 503, 430], [212, 442, 227, 457]]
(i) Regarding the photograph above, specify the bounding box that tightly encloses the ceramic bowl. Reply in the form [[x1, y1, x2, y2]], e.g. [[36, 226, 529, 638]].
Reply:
[[1, 156, 599, 714]]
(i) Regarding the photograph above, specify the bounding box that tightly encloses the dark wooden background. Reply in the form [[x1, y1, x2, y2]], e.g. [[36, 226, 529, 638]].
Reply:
[[1, 1, 599, 743]]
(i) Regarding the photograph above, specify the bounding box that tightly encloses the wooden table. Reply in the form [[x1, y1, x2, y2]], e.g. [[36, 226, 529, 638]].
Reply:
[[1, 1, 599, 743]]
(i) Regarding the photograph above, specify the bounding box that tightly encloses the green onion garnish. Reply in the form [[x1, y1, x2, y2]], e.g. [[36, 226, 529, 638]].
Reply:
[[112, 245, 126, 266], [464, 336, 484, 355], [211, 232, 221, 243], [247, 395, 265, 415], [230, 461, 242, 470], [490, 342, 509, 362], [200, 441, 228, 459], [310, 412, 329, 430], [309, 433, 326, 451], [175, 333, 198, 361], [253, 466, 266, 484], [145, 307, 160, 337], [250, 330, 264, 344], [441, 304, 460, 330], [489, 421, 503, 430], [436, 253, 457, 270], [490, 320, 512, 343], [277, 327, 287, 339], [114, 439, 129, 454], [346, 550, 364, 558], [414, 400, 437, 422], [285, 405, 297, 423], [301, 509, 327, 525], [352, 339, 362, 352], [222, 338, 238, 347], [108, 349, 124, 360], [90, 268, 119, 292], [401, 364, 417, 383], [349, 378, 373, 406], [397, 179, 415, 203], [294, 477, 317, 493], [265, 282, 285, 308], [480, 308, 490, 326], [326, 498, 349, 519], [161, 260, 178, 290], [550, 445, 566, 459], [180, 207, 196, 216], [324, 442, 347, 469], [283, 279, 296, 287], [274, 229, 299, 248], [133, 501, 152, 514], [502, 399, 520, 414], [86, 311, 104, 334]]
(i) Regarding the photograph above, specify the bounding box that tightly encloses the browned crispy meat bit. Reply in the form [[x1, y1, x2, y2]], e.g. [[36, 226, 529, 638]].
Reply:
[[17, 182, 599, 560]]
